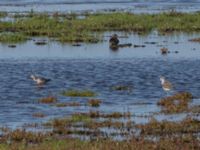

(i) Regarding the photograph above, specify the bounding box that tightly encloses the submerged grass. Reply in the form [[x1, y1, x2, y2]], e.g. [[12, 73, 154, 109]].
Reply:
[[32, 112, 46, 118], [55, 102, 80, 107], [88, 99, 101, 107], [0, 129, 49, 143], [189, 37, 200, 42], [1, 12, 200, 43], [39, 96, 57, 104], [61, 89, 96, 97], [112, 85, 132, 91], [75, 111, 131, 119]]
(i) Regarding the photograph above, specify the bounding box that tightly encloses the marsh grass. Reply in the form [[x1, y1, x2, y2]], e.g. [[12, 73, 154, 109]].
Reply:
[[157, 92, 193, 113], [137, 117, 200, 136], [0, 33, 27, 43], [84, 120, 134, 129], [1, 136, 199, 150], [0, 108, 199, 150], [1, 129, 49, 143], [71, 113, 92, 123], [61, 89, 96, 97], [75, 111, 131, 119], [0, 124, 199, 150], [1, 12, 200, 43]]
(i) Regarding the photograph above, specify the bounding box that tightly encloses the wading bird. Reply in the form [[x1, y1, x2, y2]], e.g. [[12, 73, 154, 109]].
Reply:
[[160, 76, 173, 92], [30, 75, 51, 85]]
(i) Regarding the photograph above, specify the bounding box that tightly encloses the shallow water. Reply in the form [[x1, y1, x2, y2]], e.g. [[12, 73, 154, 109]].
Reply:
[[1, 32, 200, 59], [0, 32, 200, 129], [0, 0, 200, 13]]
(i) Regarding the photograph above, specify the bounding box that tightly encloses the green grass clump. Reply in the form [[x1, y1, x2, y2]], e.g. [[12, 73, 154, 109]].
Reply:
[[0, 33, 27, 43], [61, 89, 96, 97], [71, 113, 92, 123], [59, 30, 100, 43]]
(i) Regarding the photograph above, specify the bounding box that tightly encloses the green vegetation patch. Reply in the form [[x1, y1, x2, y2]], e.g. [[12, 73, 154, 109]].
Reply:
[[1, 12, 200, 43], [61, 89, 96, 97], [71, 113, 92, 123], [0, 33, 27, 43]]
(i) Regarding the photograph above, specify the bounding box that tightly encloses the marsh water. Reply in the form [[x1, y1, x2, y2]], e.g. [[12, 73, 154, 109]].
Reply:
[[0, 31, 200, 129], [0, 0, 200, 134], [1, 0, 200, 13]]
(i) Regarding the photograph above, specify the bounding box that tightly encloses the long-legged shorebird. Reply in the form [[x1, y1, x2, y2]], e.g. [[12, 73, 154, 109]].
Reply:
[[160, 76, 173, 92], [30, 75, 51, 85]]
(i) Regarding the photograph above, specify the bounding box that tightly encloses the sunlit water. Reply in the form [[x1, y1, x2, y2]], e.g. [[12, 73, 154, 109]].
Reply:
[[0, 0, 200, 13], [0, 32, 200, 129]]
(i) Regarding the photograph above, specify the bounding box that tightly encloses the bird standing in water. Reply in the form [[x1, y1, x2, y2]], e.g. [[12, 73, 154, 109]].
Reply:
[[160, 76, 173, 92], [30, 75, 51, 85]]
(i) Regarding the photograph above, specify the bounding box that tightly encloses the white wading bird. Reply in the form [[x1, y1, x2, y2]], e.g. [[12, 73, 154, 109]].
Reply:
[[30, 75, 51, 85]]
